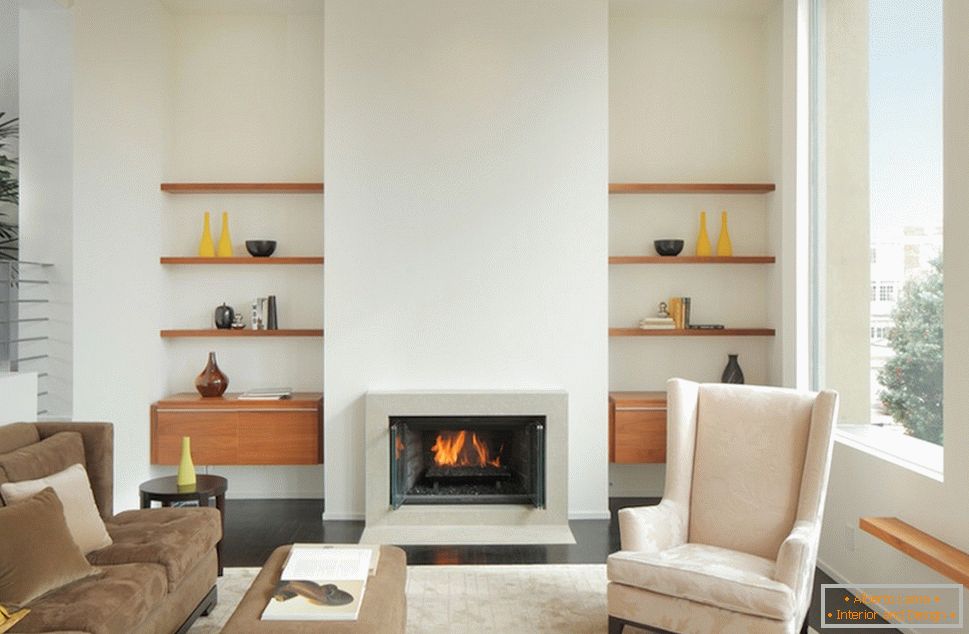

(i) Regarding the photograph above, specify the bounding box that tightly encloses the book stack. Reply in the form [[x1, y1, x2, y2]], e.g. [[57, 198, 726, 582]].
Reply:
[[668, 297, 691, 329], [639, 317, 676, 330], [238, 387, 293, 400], [261, 544, 379, 622]]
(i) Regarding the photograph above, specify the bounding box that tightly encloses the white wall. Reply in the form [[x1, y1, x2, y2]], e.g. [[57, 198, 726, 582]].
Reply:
[[819, 0, 870, 422], [1, 2, 18, 377], [70, 0, 171, 511], [0, 3, 17, 119], [0, 372, 36, 424], [323, 0, 609, 520], [19, 0, 73, 418]]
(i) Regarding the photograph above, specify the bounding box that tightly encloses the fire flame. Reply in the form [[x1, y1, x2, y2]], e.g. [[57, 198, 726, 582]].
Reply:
[[430, 431, 502, 468]]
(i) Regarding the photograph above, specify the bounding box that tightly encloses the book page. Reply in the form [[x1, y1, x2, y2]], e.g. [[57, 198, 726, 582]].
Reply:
[[288, 543, 381, 575], [281, 547, 371, 581]]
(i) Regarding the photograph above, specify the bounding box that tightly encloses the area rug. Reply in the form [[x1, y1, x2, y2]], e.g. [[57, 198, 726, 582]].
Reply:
[[188, 564, 613, 633], [189, 565, 819, 633]]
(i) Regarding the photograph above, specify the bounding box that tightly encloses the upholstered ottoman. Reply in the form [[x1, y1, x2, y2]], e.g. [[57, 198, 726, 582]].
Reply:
[[222, 545, 407, 633]]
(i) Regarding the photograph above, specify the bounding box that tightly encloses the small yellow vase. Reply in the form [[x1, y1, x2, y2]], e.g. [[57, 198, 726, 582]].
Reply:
[[176, 436, 196, 488], [198, 212, 215, 257], [716, 210, 733, 256], [696, 211, 712, 257], [216, 211, 233, 257]]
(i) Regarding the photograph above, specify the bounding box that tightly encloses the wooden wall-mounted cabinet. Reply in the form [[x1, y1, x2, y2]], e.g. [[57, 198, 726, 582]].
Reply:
[[151, 392, 323, 465], [609, 391, 666, 464]]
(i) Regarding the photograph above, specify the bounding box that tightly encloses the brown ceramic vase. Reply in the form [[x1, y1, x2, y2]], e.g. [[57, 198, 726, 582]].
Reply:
[[195, 351, 229, 397]]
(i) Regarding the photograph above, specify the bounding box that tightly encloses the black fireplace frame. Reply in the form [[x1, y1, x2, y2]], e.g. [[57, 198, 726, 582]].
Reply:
[[389, 415, 546, 509]]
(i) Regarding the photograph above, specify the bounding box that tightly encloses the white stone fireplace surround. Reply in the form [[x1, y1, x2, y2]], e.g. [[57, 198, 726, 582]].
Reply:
[[360, 390, 574, 545]]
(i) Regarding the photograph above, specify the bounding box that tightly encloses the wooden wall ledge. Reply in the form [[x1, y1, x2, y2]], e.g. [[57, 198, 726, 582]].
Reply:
[[860, 517, 969, 587]]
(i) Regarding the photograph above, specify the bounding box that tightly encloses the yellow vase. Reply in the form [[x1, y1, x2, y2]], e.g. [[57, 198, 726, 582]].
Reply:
[[176, 436, 196, 488], [716, 210, 733, 256], [198, 212, 215, 257], [696, 211, 712, 257], [216, 211, 233, 257]]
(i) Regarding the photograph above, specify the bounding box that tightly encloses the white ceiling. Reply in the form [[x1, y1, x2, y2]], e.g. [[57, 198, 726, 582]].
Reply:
[[160, 0, 324, 15], [612, 0, 778, 19]]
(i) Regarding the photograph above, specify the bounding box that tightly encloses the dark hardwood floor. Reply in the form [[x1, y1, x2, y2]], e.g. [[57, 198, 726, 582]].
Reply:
[[221, 497, 640, 568], [220, 498, 897, 632]]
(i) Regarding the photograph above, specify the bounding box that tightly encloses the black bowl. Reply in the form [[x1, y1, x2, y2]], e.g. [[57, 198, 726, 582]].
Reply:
[[245, 240, 277, 257], [654, 239, 685, 256]]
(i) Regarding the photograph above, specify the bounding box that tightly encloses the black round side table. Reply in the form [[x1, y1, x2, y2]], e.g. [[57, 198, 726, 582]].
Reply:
[[139, 474, 228, 575]]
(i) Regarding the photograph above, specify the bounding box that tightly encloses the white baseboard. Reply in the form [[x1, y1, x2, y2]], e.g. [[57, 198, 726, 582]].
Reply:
[[568, 510, 611, 520], [322, 511, 365, 521]]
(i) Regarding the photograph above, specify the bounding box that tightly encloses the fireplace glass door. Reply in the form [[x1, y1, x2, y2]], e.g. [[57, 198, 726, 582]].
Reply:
[[389, 415, 545, 509]]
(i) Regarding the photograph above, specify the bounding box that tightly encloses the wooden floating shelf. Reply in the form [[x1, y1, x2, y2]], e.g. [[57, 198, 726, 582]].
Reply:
[[609, 328, 775, 337], [860, 517, 969, 587], [160, 329, 323, 338], [160, 182, 324, 193], [609, 183, 776, 194], [160, 257, 324, 265], [609, 256, 775, 264]]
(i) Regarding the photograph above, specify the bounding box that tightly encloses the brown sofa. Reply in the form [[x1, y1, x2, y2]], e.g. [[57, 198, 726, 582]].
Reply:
[[0, 422, 220, 634]]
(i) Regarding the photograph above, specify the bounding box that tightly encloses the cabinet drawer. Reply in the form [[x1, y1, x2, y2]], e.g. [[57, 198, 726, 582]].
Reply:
[[238, 412, 321, 465], [152, 411, 240, 465], [613, 409, 667, 464], [151, 407, 322, 465]]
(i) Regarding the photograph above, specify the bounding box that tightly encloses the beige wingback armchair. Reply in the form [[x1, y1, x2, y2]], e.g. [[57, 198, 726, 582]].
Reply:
[[607, 379, 838, 634]]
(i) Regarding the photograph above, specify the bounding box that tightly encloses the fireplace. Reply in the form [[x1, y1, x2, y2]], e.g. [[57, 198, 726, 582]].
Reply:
[[389, 415, 545, 508], [362, 390, 572, 545]]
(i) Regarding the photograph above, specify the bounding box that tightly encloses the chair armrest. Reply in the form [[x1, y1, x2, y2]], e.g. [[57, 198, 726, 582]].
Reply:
[[774, 520, 820, 599], [617, 499, 687, 553], [35, 422, 113, 520]]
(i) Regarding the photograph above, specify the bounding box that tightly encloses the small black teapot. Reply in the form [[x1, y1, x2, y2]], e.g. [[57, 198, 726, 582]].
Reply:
[[214, 303, 235, 329]]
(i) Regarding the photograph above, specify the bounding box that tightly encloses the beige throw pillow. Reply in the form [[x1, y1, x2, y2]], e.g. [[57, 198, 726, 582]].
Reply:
[[0, 488, 99, 609], [0, 463, 113, 555]]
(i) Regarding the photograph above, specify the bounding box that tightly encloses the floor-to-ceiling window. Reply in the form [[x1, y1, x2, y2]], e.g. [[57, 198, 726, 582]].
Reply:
[[812, 0, 944, 469]]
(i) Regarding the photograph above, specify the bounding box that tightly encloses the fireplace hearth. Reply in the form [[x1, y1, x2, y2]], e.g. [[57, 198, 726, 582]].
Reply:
[[389, 415, 545, 508]]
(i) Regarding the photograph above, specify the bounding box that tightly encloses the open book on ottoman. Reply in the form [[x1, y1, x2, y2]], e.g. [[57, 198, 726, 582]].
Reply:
[[261, 545, 379, 621]]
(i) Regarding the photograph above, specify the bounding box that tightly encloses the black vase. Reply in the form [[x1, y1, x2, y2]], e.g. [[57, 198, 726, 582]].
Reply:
[[214, 303, 234, 329], [266, 295, 278, 330], [721, 354, 745, 384]]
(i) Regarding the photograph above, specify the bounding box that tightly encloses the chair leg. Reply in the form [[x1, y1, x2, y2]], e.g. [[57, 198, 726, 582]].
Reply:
[[608, 615, 625, 634]]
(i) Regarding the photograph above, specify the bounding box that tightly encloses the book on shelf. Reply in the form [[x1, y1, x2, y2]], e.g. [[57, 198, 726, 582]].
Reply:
[[639, 317, 676, 330], [238, 387, 294, 400], [667, 296, 691, 329], [261, 545, 375, 621]]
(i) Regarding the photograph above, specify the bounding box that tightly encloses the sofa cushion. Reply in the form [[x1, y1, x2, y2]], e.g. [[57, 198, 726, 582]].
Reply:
[[607, 543, 795, 621], [0, 432, 85, 484], [10, 562, 168, 634], [35, 422, 115, 520], [1, 464, 113, 555], [0, 424, 39, 457], [0, 488, 100, 609], [89, 507, 221, 592]]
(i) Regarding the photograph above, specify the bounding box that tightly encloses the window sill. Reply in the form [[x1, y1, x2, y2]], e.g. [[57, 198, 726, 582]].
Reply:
[[835, 425, 943, 481]]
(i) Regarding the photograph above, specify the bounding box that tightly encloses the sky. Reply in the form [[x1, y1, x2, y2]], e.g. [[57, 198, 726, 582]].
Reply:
[[868, 0, 943, 236]]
